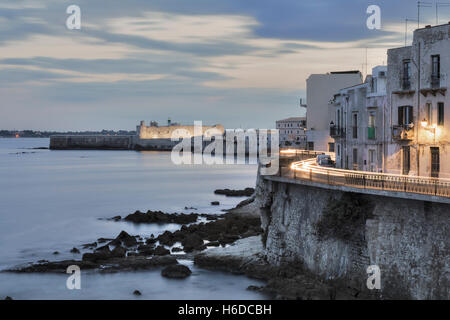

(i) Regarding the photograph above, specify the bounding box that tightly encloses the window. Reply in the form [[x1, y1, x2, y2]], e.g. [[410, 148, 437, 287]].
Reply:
[[337, 145, 341, 157], [403, 59, 411, 89], [369, 149, 376, 172], [307, 142, 314, 150], [352, 113, 358, 139], [371, 77, 377, 93], [328, 143, 335, 153], [431, 55, 440, 87], [398, 106, 413, 125], [402, 146, 410, 175], [426, 103, 432, 125], [431, 147, 440, 178], [368, 113, 376, 139], [438, 102, 444, 126]]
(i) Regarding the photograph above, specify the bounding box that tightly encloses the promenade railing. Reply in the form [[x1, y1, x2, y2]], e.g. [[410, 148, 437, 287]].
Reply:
[[277, 157, 450, 198]]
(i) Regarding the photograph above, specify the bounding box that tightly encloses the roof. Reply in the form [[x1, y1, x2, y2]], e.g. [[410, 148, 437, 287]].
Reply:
[[330, 70, 361, 75], [276, 117, 306, 122]]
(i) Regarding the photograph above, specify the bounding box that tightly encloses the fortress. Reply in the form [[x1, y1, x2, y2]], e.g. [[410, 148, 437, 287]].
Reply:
[[50, 120, 225, 150], [137, 120, 224, 140]]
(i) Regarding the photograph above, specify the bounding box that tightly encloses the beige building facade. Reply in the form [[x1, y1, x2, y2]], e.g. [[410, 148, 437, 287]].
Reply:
[[306, 71, 362, 152], [386, 24, 450, 178]]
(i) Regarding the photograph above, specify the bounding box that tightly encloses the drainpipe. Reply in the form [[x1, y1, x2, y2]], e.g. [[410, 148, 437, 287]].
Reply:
[[417, 41, 421, 176]]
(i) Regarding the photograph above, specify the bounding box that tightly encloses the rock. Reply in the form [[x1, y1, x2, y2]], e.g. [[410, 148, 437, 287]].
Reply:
[[161, 264, 192, 279], [181, 234, 204, 252], [82, 242, 97, 249], [171, 247, 184, 253], [153, 246, 170, 256], [70, 247, 80, 254], [207, 241, 220, 247], [109, 231, 137, 247], [9, 255, 177, 273], [133, 290, 142, 296], [111, 216, 121, 221], [111, 246, 127, 258], [247, 285, 263, 292], [82, 245, 112, 262], [123, 210, 198, 224], [4, 296, 13, 300], [137, 244, 155, 255], [53, 251, 59, 255], [214, 188, 255, 197], [211, 201, 220, 206], [97, 238, 113, 243]]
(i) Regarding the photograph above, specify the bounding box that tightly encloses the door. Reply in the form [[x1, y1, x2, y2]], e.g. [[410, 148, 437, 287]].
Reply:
[[402, 146, 410, 175], [431, 147, 440, 178]]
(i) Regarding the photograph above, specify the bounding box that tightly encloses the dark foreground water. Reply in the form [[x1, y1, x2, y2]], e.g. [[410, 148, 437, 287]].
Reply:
[[0, 138, 266, 299]]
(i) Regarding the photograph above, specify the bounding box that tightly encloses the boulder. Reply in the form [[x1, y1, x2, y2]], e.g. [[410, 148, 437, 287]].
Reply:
[[153, 246, 170, 256], [161, 264, 192, 279], [109, 231, 137, 247], [181, 234, 204, 252], [70, 247, 80, 254], [133, 290, 142, 296], [211, 201, 220, 206]]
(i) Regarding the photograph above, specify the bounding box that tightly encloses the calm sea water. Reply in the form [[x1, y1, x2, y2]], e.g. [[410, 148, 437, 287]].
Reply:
[[0, 138, 266, 300]]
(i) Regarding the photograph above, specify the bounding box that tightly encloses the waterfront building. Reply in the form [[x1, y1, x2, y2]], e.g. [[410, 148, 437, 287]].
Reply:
[[386, 23, 450, 178], [276, 117, 307, 148], [331, 66, 387, 171], [305, 71, 362, 152]]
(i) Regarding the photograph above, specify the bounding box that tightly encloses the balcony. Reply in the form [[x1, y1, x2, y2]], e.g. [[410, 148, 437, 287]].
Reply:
[[392, 125, 414, 141], [431, 74, 441, 88], [402, 78, 411, 90], [330, 125, 345, 138]]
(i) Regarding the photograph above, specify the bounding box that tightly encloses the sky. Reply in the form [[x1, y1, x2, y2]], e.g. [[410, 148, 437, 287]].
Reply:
[[0, 0, 444, 131]]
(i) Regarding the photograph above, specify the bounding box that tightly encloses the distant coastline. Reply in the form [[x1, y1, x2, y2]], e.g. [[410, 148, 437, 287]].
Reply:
[[0, 130, 136, 138]]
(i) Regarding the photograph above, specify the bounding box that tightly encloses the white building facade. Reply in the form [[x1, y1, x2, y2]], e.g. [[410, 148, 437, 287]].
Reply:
[[305, 71, 362, 152], [331, 66, 387, 171], [276, 117, 307, 148]]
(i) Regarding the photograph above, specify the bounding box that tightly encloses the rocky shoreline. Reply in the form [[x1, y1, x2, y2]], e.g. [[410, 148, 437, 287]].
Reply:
[[2, 189, 375, 300]]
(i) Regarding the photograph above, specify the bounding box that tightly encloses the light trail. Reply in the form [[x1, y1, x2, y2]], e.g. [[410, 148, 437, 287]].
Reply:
[[289, 158, 450, 184]]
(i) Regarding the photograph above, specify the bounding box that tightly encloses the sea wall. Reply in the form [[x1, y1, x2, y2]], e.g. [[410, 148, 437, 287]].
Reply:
[[50, 135, 133, 150], [255, 174, 449, 299]]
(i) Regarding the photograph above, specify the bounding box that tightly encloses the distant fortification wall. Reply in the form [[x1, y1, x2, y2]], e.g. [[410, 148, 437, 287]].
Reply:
[[50, 135, 133, 150], [137, 121, 224, 139]]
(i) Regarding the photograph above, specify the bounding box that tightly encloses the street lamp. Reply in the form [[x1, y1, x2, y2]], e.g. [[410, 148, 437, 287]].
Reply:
[[421, 118, 436, 135]]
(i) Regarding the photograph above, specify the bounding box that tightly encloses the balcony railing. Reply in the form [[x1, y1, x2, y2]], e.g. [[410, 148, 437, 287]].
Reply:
[[276, 158, 450, 199], [392, 125, 414, 141], [402, 78, 411, 90], [330, 125, 345, 138], [431, 74, 441, 88]]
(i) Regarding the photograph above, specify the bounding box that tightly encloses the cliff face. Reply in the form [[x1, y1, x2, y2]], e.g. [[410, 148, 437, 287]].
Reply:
[[255, 175, 449, 299]]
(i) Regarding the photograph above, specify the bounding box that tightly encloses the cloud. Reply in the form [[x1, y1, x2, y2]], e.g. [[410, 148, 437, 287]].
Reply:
[[0, 0, 440, 130]]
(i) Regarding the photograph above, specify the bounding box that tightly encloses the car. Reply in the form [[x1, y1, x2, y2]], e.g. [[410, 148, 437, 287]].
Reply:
[[316, 154, 334, 167]]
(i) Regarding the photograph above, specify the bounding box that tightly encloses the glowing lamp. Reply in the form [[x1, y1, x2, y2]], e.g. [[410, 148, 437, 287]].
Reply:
[[421, 118, 428, 128]]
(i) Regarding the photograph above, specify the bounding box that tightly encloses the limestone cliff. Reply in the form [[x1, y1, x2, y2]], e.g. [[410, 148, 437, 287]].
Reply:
[[255, 173, 449, 299]]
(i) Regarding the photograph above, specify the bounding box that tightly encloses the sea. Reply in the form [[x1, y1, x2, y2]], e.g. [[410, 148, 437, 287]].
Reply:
[[0, 138, 267, 300]]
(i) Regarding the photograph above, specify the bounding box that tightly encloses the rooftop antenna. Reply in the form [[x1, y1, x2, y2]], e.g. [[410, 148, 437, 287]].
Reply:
[[436, 2, 450, 24], [405, 18, 418, 46], [418, 1, 432, 28], [365, 47, 368, 78]]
